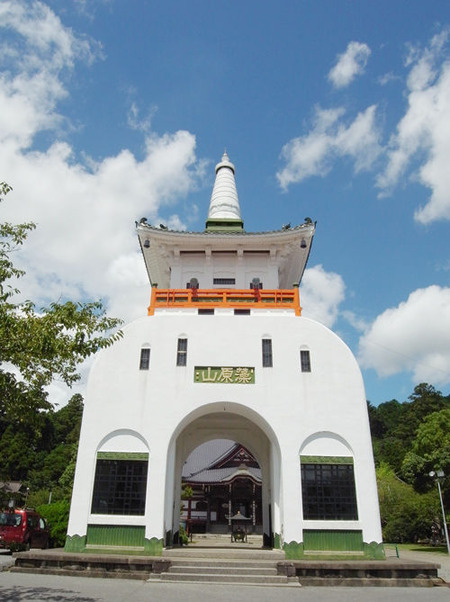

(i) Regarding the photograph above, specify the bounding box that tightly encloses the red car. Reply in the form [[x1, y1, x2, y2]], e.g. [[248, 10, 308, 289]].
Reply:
[[0, 509, 49, 550]]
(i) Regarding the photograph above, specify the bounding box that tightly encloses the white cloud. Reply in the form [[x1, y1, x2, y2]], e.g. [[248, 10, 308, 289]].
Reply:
[[358, 286, 450, 386], [0, 1, 208, 406], [277, 104, 381, 189], [300, 265, 346, 328], [341, 310, 369, 333], [377, 30, 450, 223], [0, 1, 204, 325], [0, 0, 101, 149], [328, 41, 371, 89], [127, 102, 158, 134], [378, 72, 401, 86]]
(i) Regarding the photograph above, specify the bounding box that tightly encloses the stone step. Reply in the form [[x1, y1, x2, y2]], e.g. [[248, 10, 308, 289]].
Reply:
[[154, 572, 296, 585], [163, 548, 283, 560], [168, 565, 278, 576], [167, 559, 280, 568]]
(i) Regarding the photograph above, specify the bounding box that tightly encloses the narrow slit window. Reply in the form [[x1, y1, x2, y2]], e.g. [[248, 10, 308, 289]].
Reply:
[[262, 339, 273, 367], [300, 350, 311, 372], [177, 338, 188, 366], [139, 348, 150, 370]]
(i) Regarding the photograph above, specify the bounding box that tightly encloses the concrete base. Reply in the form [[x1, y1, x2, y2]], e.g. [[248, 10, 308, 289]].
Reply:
[[9, 546, 444, 587]]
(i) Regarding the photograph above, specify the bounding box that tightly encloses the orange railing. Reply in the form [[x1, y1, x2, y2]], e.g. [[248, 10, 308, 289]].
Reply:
[[148, 287, 301, 316]]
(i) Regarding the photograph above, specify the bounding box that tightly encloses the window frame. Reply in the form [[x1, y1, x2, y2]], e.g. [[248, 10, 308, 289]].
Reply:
[[234, 309, 250, 315], [213, 277, 236, 286], [300, 349, 311, 372], [139, 347, 151, 370], [91, 458, 149, 516], [262, 338, 273, 367], [176, 338, 188, 366], [301, 462, 358, 521]]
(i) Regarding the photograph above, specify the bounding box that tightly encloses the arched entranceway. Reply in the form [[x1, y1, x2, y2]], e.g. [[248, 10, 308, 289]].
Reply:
[[164, 402, 281, 549], [181, 439, 263, 535]]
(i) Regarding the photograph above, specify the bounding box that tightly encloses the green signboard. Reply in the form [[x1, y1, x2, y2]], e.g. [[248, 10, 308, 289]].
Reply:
[[194, 366, 255, 384]]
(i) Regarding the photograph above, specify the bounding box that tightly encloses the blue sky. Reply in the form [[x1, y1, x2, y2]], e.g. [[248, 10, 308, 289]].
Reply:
[[1, 0, 450, 407]]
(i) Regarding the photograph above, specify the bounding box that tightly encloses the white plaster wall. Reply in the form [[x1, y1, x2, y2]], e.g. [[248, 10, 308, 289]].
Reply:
[[172, 252, 279, 289], [67, 310, 382, 546]]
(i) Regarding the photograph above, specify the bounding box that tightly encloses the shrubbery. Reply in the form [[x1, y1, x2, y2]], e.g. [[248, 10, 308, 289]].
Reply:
[[36, 500, 71, 548]]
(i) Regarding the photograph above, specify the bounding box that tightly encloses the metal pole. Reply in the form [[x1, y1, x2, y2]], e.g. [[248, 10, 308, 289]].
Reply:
[[436, 479, 450, 554]]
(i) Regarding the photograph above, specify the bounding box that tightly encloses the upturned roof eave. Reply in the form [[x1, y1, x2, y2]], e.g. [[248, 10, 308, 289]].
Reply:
[[136, 221, 315, 289], [136, 221, 314, 240]]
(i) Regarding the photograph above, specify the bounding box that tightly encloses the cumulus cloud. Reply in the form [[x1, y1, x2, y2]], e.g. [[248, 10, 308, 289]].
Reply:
[[328, 41, 371, 89], [358, 286, 450, 386], [377, 30, 450, 223], [277, 104, 381, 189], [0, 1, 208, 404], [0, 1, 204, 326], [300, 265, 346, 328]]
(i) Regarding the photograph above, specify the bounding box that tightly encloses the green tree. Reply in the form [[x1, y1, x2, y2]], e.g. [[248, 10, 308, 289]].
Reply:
[[369, 385, 449, 473], [400, 384, 449, 441], [401, 408, 450, 499], [0, 183, 122, 425], [377, 463, 439, 543]]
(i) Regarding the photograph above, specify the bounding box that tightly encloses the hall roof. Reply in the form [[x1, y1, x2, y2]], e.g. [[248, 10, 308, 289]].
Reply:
[[183, 466, 262, 485], [182, 441, 262, 485]]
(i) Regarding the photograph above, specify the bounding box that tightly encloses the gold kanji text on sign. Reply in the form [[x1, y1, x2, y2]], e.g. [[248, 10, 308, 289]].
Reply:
[[194, 366, 255, 384]]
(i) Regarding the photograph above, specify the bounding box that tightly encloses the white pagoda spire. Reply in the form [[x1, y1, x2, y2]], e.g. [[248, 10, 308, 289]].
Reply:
[[206, 151, 244, 231]]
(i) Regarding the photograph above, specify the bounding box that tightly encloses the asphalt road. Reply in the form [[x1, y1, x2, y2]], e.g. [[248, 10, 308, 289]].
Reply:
[[0, 572, 449, 602]]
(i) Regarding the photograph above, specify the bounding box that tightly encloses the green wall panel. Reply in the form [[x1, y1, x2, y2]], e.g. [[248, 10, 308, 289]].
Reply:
[[304, 529, 363, 551], [144, 537, 163, 555], [300, 455, 354, 464], [64, 534, 87, 553], [96, 452, 148, 461], [87, 525, 145, 547]]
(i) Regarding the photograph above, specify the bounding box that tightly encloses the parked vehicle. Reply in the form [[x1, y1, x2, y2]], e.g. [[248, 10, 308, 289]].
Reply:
[[0, 509, 49, 551]]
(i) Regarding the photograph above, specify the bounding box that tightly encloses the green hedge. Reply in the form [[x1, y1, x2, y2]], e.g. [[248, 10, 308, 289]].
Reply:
[[37, 500, 71, 548]]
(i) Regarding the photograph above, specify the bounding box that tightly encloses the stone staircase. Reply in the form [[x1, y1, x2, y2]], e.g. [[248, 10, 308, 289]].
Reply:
[[151, 548, 299, 586], [10, 536, 444, 587]]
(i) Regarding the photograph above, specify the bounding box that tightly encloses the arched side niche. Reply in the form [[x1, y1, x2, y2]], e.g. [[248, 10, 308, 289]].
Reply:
[[299, 431, 358, 524], [164, 402, 282, 548], [91, 430, 150, 518], [299, 431, 354, 458], [97, 429, 150, 454]]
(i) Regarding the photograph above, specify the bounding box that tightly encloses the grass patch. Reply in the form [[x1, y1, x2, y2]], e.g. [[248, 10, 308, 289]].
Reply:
[[394, 543, 448, 556], [300, 551, 384, 561]]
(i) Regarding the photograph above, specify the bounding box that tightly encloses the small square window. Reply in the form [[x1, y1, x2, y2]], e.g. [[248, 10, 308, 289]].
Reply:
[[234, 309, 250, 315], [139, 348, 150, 370], [177, 338, 187, 366], [300, 350, 311, 372], [262, 339, 273, 367]]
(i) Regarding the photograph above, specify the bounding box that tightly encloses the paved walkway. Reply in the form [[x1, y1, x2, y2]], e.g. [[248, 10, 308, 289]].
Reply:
[[0, 551, 14, 572], [1, 571, 450, 602]]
